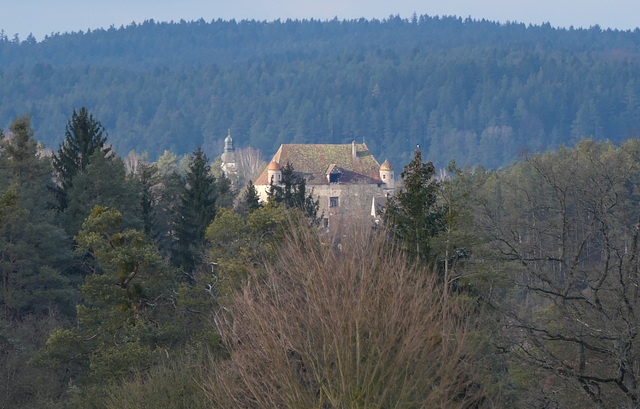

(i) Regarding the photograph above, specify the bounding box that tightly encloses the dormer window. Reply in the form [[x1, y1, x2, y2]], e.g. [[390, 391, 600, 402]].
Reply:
[[326, 164, 342, 184]]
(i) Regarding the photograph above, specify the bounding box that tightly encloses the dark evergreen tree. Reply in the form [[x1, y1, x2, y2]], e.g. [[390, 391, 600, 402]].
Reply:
[[51, 107, 110, 211], [3, 115, 42, 182], [153, 171, 183, 258], [135, 162, 160, 236], [173, 146, 217, 272], [267, 163, 320, 224], [239, 180, 261, 213], [59, 151, 140, 239], [0, 116, 75, 320], [383, 148, 443, 263]]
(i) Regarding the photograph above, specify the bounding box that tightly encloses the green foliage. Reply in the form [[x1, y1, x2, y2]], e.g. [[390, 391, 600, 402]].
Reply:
[[384, 148, 443, 263], [59, 151, 141, 239], [51, 107, 110, 211], [0, 116, 75, 320], [0, 314, 71, 409], [4, 115, 43, 181], [239, 180, 261, 213], [34, 206, 178, 390], [204, 205, 289, 299], [267, 163, 320, 224], [173, 147, 218, 271], [6, 19, 640, 171]]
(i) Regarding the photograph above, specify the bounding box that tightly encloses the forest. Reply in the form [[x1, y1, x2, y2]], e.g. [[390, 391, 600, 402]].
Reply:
[[3, 17, 640, 169], [4, 16, 640, 409], [2, 108, 640, 408]]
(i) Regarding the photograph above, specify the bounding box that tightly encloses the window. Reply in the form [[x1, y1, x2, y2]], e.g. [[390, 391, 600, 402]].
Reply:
[[329, 196, 339, 208]]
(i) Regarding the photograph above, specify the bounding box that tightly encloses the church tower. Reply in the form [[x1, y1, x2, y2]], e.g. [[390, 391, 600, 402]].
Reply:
[[221, 130, 237, 175]]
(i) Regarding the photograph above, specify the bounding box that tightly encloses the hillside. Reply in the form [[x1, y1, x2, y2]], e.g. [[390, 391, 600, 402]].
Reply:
[[3, 16, 640, 168]]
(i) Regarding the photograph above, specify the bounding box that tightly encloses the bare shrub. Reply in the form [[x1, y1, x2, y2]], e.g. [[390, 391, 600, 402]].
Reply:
[[205, 222, 494, 408]]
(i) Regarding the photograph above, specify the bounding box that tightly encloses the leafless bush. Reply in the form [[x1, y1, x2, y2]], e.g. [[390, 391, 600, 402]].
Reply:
[[205, 222, 494, 408]]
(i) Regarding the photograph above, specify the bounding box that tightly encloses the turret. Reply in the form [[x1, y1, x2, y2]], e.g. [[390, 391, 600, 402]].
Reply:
[[267, 160, 282, 184], [379, 159, 394, 190]]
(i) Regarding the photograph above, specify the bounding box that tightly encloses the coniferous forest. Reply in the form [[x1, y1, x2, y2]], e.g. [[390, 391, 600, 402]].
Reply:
[[3, 16, 640, 409], [3, 16, 640, 169]]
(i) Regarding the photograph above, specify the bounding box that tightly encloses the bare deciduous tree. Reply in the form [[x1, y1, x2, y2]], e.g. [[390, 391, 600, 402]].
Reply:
[[475, 139, 640, 407], [205, 222, 495, 408], [235, 146, 265, 182]]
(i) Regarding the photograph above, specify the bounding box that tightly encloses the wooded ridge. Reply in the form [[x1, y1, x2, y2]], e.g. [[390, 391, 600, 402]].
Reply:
[[2, 16, 640, 169]]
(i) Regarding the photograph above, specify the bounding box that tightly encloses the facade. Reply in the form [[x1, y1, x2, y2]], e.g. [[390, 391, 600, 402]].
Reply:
[[254, 142, 394, 223]]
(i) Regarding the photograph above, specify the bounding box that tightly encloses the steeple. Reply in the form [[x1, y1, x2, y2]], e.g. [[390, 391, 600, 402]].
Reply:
[[221, 129, 237, 174], [224, 129, 234, 153]]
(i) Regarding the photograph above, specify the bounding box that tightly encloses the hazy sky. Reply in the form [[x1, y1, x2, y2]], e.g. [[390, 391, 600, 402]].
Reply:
[[2, 0, 640, 41]]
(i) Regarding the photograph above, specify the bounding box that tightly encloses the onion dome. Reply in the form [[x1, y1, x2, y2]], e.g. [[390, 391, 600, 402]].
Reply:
[[380, 159, 393, 171]]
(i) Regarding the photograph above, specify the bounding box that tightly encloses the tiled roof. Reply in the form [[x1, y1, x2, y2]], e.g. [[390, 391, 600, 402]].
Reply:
[[255, 143, 382, 186]]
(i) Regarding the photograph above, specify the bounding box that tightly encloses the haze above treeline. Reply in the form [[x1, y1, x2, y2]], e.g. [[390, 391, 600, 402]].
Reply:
[[2, 15, 640, 169]]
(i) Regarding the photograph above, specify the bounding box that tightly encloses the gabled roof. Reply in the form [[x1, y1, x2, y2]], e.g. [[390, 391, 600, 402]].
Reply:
[[255, 143, 382, 186]]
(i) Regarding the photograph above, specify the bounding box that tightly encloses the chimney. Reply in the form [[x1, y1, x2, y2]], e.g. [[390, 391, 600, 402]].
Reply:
[[352, 141, 357, 159]]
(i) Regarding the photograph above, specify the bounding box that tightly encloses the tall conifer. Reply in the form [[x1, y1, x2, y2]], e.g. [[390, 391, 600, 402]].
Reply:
[[173, 146, 217, 272], [51, 107, 110, 210]]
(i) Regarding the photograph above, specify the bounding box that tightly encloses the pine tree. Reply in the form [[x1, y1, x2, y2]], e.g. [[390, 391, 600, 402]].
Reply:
[[51, 107, 110, 211], [0, 116, 75, 320], [33, 206, 177, 387]]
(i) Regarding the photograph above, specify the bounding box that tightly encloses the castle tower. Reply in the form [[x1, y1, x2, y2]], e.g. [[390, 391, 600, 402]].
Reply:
[[379, 159, 394, 190], [267, 160, 282, 185], [221, 130, 237, 175]]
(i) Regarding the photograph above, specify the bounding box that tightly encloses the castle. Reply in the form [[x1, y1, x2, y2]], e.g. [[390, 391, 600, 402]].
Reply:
[[252, 141, 394, 224]]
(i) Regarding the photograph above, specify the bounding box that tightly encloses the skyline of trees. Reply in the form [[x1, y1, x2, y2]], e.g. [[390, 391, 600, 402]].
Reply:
[[3, 17, 640, 172]]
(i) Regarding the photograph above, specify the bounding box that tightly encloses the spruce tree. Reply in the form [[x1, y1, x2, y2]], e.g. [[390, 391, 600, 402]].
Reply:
[[383, 148, 443, 262], [173, 147, 217, 272], [51, 107, 110, 211], [240, 180, 261, 213]]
